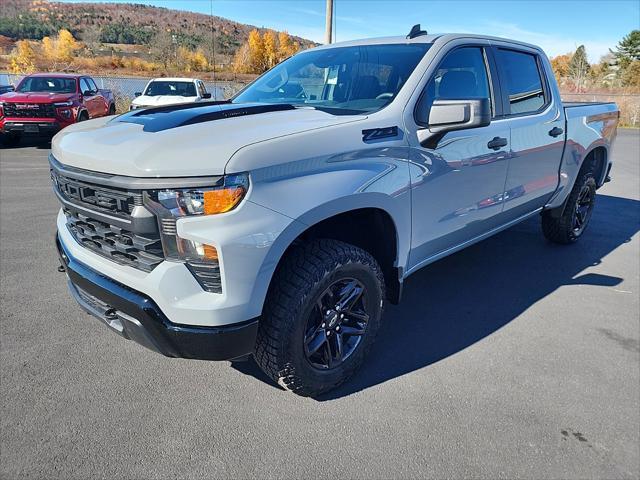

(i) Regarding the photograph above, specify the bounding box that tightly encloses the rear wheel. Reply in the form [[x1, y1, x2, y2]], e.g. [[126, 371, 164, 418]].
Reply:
[[254, 239, 385, 397], [77, 111, 89, 122], [542, 167, 597, 244], [108, 104, 116, 116]]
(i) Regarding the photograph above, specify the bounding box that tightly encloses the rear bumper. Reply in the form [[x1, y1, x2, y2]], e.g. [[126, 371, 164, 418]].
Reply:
[[56, 234, 258, 361]]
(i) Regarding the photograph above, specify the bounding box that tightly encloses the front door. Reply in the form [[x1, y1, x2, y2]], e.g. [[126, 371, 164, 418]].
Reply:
[[406, 45, 510, 270]]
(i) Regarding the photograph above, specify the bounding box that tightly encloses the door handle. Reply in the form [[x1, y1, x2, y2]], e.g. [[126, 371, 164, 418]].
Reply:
[[549, 127, 564, 137], [487, 137, 508, 150]]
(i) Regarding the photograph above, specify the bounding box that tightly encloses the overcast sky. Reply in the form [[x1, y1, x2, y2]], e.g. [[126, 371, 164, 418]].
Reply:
[[60, 0, 640, 62]]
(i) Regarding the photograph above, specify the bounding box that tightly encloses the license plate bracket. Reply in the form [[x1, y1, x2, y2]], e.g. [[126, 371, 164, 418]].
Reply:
[[23, 124, 39, 133]]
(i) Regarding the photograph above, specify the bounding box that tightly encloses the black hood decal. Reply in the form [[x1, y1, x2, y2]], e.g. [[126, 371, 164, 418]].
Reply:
[[114, 101, 297, 132]]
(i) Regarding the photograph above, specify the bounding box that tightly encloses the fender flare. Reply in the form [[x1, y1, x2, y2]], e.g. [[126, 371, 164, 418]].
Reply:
[[248, 193, 406, 316]]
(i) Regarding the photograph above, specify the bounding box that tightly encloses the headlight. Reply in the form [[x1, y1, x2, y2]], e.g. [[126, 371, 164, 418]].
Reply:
[[142, 173, 249, 293], [54, 101, 74, 107], [153, 173, 249, 216]]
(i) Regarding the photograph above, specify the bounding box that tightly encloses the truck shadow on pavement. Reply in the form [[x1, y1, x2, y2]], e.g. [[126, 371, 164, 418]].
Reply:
[[0, 135, 52, 150], [231, 194, 640, 400]]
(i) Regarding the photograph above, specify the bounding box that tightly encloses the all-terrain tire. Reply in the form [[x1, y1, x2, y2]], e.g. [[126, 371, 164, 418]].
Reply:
[[254, 239, 385, 397], [542, 163, 597, 244]]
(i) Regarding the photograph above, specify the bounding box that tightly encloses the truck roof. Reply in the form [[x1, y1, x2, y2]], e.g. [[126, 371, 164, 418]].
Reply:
[[24, 73, 84, 79], [148, 77, 200, 83], [312, 33, 543, 54]]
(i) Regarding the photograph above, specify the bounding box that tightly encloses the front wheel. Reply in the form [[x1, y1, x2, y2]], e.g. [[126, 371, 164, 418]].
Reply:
[[542, 168, 597, 244], [254, 239, 385, 397]]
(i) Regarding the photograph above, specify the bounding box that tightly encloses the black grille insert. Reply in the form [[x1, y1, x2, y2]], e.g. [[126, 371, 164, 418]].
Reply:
[[65, 209, 164, 272], [3, 102, 56, 118], [53, 171, 142, 217]]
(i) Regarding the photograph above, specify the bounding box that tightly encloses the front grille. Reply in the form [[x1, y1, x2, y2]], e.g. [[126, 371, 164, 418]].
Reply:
[[65, 209, 164, 272], [3, 102, 56, 118], [52, 171, 142, 217]]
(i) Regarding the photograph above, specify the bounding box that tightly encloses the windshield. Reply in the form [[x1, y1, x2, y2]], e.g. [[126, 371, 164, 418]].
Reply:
[[144, 81, 197, 97], [233, 43, 431, 114], [17, 77, 76, 94]]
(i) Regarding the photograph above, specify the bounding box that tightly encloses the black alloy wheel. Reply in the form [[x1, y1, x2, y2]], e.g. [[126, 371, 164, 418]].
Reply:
[[303, 278, 369, 370]]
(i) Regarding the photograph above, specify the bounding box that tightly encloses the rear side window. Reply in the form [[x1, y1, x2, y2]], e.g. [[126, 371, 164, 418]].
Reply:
[[496, 49, 546, 115]]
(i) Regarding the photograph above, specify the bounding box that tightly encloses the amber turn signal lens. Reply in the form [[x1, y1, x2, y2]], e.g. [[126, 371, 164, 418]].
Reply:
[[203, 186, 245, 214], [202, 243, 218, 260]]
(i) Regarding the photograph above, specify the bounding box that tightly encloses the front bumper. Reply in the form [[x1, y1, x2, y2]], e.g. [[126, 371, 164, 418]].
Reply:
[[56, 234, 258, 361], [1, 118, 65, 134]]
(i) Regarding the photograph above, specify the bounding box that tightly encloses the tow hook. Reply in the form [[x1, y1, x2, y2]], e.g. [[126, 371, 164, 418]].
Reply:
[[57, 264, 66, 272]]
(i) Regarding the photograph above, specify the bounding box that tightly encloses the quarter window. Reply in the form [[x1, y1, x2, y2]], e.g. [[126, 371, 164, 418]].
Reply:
[[417, 47, 491, 125], [496, 49, 546, 115]]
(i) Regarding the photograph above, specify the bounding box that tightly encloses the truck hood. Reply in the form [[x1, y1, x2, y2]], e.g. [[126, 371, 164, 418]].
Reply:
[[131, 95, 198, 107], [0, 91, 76, 103], [52, 102, 366, 177]]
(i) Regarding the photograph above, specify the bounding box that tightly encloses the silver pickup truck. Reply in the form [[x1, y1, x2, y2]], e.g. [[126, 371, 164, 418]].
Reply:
[[52, 28, 619, 396]]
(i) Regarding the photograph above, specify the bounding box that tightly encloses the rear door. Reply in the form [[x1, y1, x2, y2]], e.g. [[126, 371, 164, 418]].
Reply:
[[493, 46, 564, 218]]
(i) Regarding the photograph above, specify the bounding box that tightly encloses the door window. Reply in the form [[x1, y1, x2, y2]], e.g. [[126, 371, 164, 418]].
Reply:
[[80, 78, 93, 95], [416, 47, 491, 125], [87, 77, 99, 92], [496, 49, 546, 115]]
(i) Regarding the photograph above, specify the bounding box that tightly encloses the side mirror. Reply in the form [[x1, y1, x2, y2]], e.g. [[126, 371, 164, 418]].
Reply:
[[134, 92, 142, 97], [83, 90, 94, 97], [202, 92, 212, 99], [417, 98, 491, 149]]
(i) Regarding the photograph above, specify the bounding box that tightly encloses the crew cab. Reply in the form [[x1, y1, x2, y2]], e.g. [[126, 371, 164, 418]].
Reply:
[[129, 77, 212, 110], [0, 73, 115, 143], [51, 28, 618, 396]]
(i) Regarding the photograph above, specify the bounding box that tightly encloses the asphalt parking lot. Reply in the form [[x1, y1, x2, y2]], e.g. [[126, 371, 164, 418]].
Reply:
[[1, 129, 638, 479]]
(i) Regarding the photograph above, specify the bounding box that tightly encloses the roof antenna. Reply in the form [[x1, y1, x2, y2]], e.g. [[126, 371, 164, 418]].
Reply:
[[407, 24, 428, 39]]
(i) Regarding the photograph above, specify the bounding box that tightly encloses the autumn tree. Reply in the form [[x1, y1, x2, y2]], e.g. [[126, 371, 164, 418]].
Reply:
[[40, 29, 82, 69], [277, 31, 299, 61], [57, 29, 81, 62], [550, 53, 571, 84], [9, 40, 36, 73], [263, 30, 278, 70], [568, 45, 590, 92], [232, 43, 251, 73], [247, 29, 265, 73]]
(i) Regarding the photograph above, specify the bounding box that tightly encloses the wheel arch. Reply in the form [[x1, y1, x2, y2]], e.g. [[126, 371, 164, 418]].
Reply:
[[252, 196, 407, 319]]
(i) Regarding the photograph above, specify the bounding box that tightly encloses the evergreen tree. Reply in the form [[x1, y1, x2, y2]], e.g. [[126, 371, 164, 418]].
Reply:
[[611, 30, 640, 66], [568, 45, 590, 91]]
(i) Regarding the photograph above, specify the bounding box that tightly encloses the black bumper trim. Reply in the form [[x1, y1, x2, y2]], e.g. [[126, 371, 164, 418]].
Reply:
[[2, 121, 61, 133], [56, 234, 258, 361]]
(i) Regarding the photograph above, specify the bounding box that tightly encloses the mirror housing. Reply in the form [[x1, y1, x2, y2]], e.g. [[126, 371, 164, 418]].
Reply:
[[202, 92, 212, 99], [417, 98, 491, 148], [83, 90, 94, 97], [134, 91, 142, 97]]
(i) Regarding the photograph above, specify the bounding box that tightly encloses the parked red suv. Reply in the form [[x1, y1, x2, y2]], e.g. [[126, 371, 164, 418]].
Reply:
[[0, 73, 115, 143]]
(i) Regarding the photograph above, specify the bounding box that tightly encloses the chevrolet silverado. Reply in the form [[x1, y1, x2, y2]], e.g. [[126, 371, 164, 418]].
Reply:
[[51, 28, 618, 396]]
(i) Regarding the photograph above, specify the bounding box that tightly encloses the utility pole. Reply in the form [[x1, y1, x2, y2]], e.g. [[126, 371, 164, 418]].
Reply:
[[324, 0, 334, 44]]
